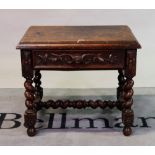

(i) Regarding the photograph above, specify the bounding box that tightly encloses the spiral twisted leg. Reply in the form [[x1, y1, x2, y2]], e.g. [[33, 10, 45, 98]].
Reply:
[[122, 78, 134, 136], [117, 69, 125, 110], [34, 70, 43, 100], [24, 78, 37, 137]]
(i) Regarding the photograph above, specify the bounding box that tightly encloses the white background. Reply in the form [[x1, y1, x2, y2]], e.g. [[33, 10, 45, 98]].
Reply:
[[0, 9, 154, 88]]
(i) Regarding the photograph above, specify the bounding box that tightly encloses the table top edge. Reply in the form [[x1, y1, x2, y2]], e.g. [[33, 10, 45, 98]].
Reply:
[[17, 25, 141, 50]]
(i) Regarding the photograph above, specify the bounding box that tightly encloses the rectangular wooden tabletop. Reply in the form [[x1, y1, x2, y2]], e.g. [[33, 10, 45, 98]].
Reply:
[[17, 26, 141, 50]]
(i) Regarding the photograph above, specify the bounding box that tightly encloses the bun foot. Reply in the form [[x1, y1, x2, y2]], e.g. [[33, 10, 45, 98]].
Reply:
[[27, 128, 36, 137], [123, 127, 132, 136]]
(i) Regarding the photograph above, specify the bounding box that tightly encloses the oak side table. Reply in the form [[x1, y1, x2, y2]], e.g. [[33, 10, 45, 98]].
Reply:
[[16, 26, 141, 137]]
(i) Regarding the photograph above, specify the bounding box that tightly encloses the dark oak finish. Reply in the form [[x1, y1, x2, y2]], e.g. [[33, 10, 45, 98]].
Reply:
[[38, 100, 118, 110], [17, 26, 141, 50], [17, 26, 141, 136], [34, 70, 43, 100], [33, 50, 125, 70], [24, 78, 36, 136]]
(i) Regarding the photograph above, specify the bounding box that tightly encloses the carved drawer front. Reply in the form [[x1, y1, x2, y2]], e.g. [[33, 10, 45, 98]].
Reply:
[[33, 50, 125, 70]]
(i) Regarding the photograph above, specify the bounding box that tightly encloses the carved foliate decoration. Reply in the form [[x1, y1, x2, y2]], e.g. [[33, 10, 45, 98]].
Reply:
[[35, 51, 120, 65]]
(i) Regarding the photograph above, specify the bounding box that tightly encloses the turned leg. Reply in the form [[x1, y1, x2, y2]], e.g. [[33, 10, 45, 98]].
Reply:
[[117, 69, 125, 110], [33, 70, 43, 100], [24, 78, 37, 136], [122, 78, 134, 136], [121, 50, 137, 136]]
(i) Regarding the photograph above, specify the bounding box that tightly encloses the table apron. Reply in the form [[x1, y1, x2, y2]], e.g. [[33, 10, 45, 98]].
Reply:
[[32, 50, 125, 70]]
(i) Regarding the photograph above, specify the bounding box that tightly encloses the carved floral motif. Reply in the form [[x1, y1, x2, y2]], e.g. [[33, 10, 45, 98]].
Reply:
[[35, 52, 119, 65]]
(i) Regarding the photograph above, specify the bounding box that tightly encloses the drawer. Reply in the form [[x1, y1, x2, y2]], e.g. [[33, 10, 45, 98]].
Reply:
[[33, 50, 125, 70]]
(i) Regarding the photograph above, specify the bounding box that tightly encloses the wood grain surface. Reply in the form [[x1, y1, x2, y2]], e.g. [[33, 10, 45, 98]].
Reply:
[[17, 26, 141, 50]]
